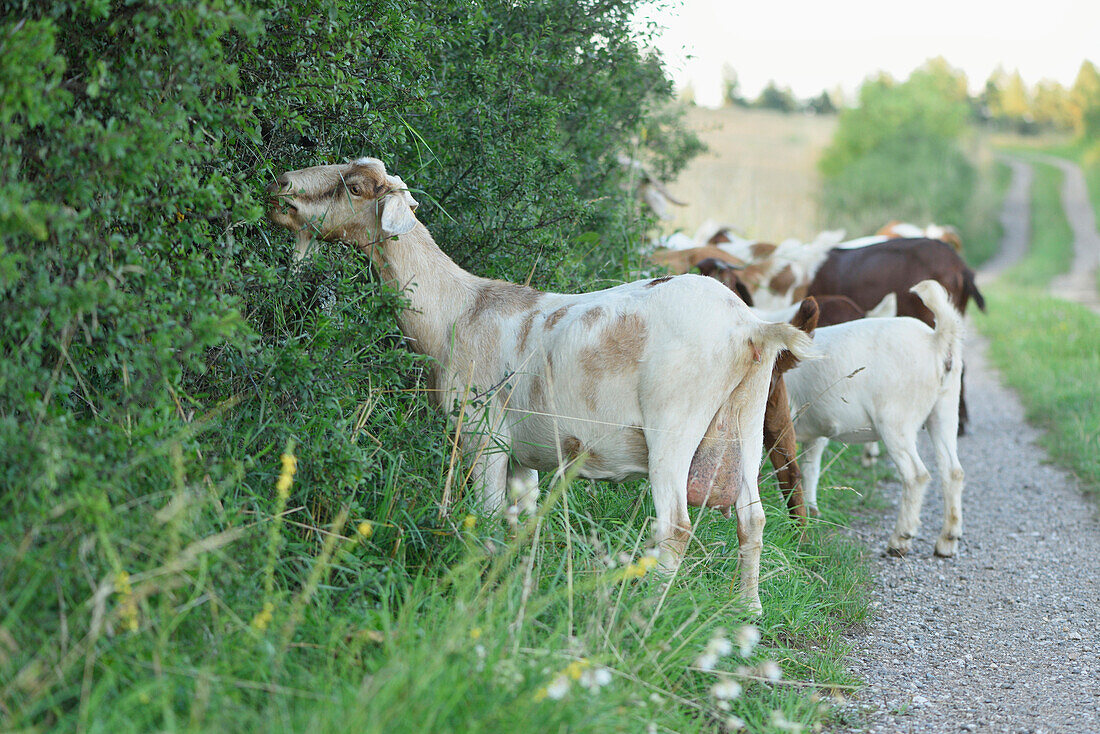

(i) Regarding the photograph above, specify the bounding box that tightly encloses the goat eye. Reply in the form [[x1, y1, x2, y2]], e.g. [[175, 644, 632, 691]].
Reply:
[[348, 184, 362, 196]]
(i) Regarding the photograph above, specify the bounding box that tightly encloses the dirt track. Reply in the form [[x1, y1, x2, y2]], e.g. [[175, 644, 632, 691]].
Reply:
[[837, 157, 1100, 732]]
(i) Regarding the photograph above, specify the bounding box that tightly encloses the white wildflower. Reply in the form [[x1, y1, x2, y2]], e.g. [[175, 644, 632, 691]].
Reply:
[[507, 475, 539, 515], [579, 666, 613, 693], [711, 677, 742, 700], [736, 624, 761, 657], [770, 710, 804, 732], [474, 643, 486, 668], [545, 674, 570, 700], [694, 651, 719, 671], [695, 629, 733, 669], [759, 660, 782, 681], [725, 715, 746, 731], [649, 692, 665, 705]]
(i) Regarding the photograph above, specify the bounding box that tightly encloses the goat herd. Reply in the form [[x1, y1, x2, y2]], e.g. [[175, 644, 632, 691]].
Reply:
[[267, 157, 985, 614]]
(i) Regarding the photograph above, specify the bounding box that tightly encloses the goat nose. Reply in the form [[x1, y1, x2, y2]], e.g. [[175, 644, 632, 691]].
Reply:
[[265, 174, 289, 194]]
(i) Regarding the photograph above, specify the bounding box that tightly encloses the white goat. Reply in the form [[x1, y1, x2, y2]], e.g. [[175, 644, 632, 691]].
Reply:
[[266, 157, 814, 612], [784, 280, 965, 556]]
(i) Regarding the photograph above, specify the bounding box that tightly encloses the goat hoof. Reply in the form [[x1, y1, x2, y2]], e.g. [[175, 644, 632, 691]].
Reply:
[[885, 541, 911, 557], [934, 538, 958, 557], [807, 504, 820, 518]]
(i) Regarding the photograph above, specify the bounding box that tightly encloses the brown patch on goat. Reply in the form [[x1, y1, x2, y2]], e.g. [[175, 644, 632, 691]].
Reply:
[[768, 264, 796, 295], [517, 310, 537, 353], [739, 262, 768, 290], [581, 306, 605, 328], [750, 242, 777, 259], [470, 281, 543, 323], [562, 436, 583, 460], [561, 437, 606, 471], [646, 275, 674, 288], [543, 305, 571, 330], [528, 373, 546, 409], [578, 313, 649, 410]]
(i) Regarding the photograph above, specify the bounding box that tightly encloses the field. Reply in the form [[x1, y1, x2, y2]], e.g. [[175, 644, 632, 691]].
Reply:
[[661, 107, 838, 241]]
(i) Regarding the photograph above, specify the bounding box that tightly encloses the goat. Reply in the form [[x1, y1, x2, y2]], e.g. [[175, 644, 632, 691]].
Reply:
[[877, 221, 963, 252], [753, 293, 896, 328], [266, 157, 814, 613], [691, 260, 820, 522], [648, 245, 745, 275], [784, 280, 965, 556], [807, 237, 984, 433], [694, 258, 754, 306], [617, 154, 687, 221]]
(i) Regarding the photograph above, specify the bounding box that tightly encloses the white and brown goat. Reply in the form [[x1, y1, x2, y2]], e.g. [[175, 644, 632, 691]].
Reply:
[[266, 157, 813, 612]]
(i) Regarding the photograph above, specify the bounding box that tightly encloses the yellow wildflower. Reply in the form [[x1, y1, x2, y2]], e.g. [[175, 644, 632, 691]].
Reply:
[[281, 452, 297, 476], [563, 658, 589, 681], [251, 601, 275, 631], [469, 627, 482, 640], [276, 451, 297, 499], [357, 521, 374, 539], [115, 570, 139, 632], [462, 514, 477, 531]]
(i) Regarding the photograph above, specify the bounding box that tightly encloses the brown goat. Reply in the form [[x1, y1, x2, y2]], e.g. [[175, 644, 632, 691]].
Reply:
[[697, 250, 820, 521], [812, 294, 869, 327], [765, 298, 820, 521], [807, 237, 985, 431], [694, 258, 755, 306]]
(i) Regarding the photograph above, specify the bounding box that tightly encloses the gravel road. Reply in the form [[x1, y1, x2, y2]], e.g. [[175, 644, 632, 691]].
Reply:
[[835, 157, 1100, 733]]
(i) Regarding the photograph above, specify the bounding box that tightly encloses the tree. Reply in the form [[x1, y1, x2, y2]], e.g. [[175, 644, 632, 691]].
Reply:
[[754, 81, 797, 113], [1031, 80, 1075, 130], [722, 63, 748, 107], [998, 69, 1032, 124], [807, 90, 837, 115], [1070, 60, 1100, 140]]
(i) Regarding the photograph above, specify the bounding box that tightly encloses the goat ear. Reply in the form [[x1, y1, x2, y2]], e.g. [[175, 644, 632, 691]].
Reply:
[[380, 193, 417, 236], [790, 297, 820, 335], [379, 175, 418, 237]]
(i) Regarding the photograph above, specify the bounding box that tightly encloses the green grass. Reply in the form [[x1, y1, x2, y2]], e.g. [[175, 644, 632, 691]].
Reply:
[[1, 429, 879, 732], [979, 140, 1100, 498], [1001, 160, 1074, 286], [976, 287, 1100, 496], [1040, 137, 1100, 291]]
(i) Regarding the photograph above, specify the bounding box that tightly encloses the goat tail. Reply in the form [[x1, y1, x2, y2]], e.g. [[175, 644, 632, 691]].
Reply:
[[911, 279, 965, 371], [962, 268, 986, 313], [750, 321, 817, 368]]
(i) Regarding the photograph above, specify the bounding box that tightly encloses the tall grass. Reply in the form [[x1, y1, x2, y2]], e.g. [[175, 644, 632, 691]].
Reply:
[[1, 396, 877, 732], [977, 289, 1100, 495]]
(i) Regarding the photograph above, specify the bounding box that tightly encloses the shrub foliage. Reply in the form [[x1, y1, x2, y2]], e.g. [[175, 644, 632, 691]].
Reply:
[[0, 0, 704, 727]]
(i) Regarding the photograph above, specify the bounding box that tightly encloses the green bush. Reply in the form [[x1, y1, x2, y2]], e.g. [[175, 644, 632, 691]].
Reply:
[[0, 0, 708, 727]]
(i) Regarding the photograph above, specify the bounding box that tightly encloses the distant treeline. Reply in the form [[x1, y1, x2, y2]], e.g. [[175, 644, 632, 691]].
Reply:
[[695, 56, 1100, 139]]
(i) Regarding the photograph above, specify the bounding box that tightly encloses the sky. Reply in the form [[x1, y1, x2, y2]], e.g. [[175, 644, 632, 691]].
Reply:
[[638, 0, 1100, 107]]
